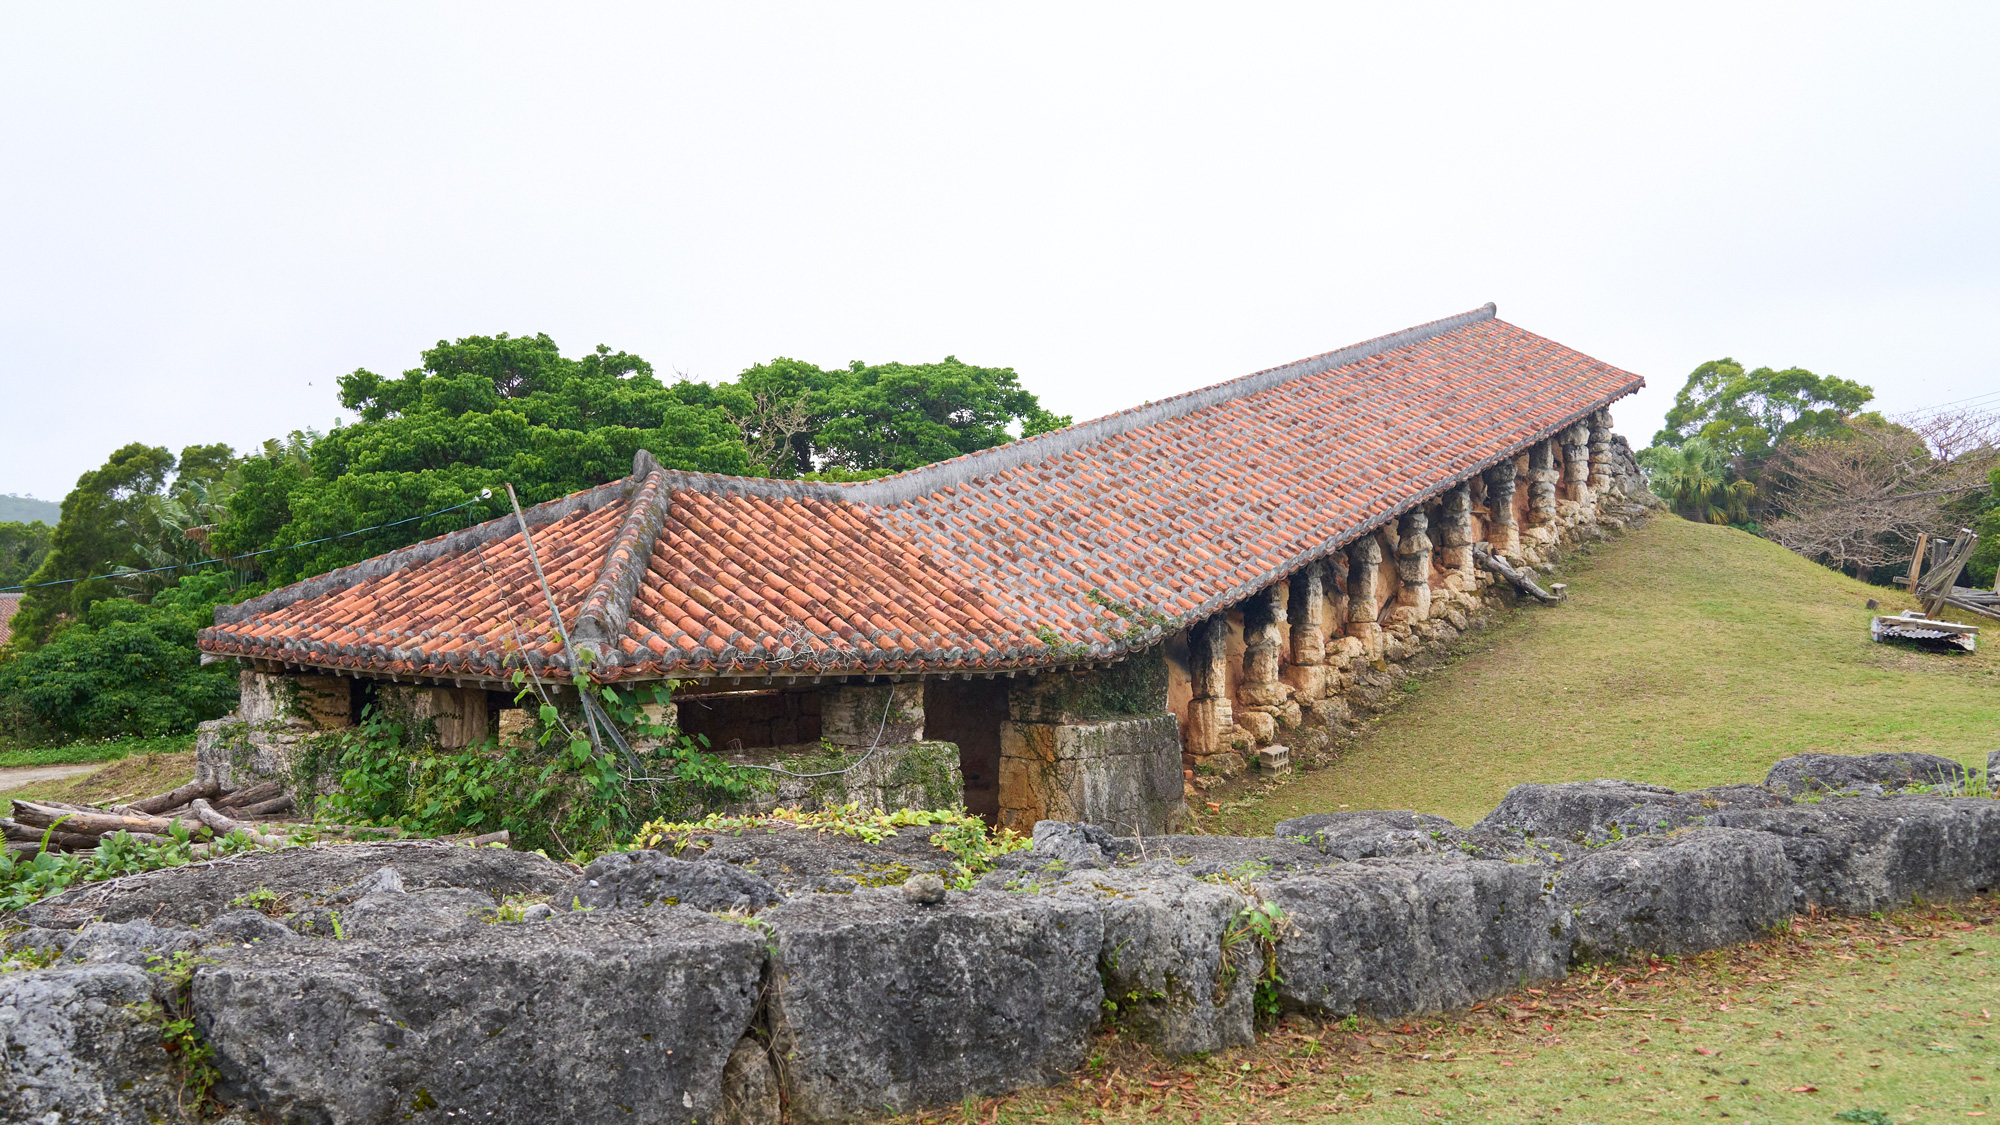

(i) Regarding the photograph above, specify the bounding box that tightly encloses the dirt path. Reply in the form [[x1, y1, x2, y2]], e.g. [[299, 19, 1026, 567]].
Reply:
[[0, 762, 105, 792]]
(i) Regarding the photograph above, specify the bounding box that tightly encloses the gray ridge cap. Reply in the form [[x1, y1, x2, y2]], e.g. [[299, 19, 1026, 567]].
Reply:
[[616, 303, 1502, 509]]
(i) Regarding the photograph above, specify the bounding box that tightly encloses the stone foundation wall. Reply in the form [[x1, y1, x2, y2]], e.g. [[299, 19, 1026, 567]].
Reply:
[[999, 649, 1188, 836]]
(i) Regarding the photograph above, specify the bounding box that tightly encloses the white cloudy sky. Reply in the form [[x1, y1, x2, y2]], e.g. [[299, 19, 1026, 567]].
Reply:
[[3, 4, 1995, 502]]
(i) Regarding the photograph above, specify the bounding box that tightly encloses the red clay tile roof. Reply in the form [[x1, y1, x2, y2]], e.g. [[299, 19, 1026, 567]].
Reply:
[[200, 305, 1642, 683]]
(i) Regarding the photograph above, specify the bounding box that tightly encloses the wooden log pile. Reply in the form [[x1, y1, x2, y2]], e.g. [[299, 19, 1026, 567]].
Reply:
[[4, 777, 297, 858]]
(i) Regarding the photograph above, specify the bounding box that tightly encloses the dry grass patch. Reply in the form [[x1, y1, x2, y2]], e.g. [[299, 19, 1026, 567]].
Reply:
[[0, 750, 196, 806]]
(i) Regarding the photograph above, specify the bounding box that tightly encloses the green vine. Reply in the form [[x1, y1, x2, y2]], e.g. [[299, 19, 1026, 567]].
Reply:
[[146, 950, 220, 1118]]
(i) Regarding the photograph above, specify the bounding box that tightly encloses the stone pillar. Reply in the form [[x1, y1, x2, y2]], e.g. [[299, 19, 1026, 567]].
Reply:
[[1185, 615, 1234, 756], [1284, 563, 1327, 699], [197, 670, 356, 789], [1484, 459, 1520, 561], [1235, 585, 1292, 746], [1588, 408, 1615, 503], [1240, 585, 1288, 706], [1528, 439, 1559, 531], [378, 684, 490, 749], [998, 653, 1186, 836], [1345, 535, 1384, 658], [1561, 422, 1592, 509], [1395, 508, 1433, 622], [1438, 483, 1474, 588]]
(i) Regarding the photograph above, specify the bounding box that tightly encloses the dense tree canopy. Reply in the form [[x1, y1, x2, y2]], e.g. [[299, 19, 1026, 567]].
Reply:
[[0, 569, 240, 741], [734, 355, 1070, 477], [208, 334, 755, 585], [0, 522, 51, 591], [1651, 358, 1874, 463], [0, 330, 1069, 743], [5, 442, 178, 651]]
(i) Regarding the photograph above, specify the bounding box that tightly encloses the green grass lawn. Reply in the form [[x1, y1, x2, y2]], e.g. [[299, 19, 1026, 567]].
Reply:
[[1215, 514, 1998, 832], [926, 896, 1999, 1125], [0, 732, 196, 771]]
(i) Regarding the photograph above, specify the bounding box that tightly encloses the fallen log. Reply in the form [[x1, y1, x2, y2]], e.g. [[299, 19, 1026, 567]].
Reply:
[[235, 794, 296, 818], [0, 819, 104, 851], [124, 777, 220, 815], [215, 780, 284, 810], [190, 799, 284, 849], [10, 800, 202, 839], [462, 829, 511, 847], [1472, 543, 1565, 603]]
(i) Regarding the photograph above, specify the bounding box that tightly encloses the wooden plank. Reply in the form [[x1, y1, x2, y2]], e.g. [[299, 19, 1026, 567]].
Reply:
[[1907, 533, 1930, 588]]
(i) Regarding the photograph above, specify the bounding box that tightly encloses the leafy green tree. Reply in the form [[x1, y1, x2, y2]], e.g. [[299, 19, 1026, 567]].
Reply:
[[0, 522, 52, 591], [1637, 436, 1756, 525], [5, 443, 177, 651], [0, 569, 240, 742], [732, 355, 1072, 476], [208, 334, 753, 585], [816, 357, 1070, 473], [1652, 359, 1874, 463]]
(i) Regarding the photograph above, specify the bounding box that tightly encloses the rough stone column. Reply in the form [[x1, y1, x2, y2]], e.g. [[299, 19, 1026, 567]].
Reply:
[[1528, 439, 1559, 531], [1484, 459, 1520, 561], [1345, 535, 1384, 658], [1438, 483, 1474, 588], [819, 681, 924, 747], [1588, 408, 1615, 503], [1185, 615, 1234, 756], [998, 653, 1186, 836], [1240, 585, 1287, 700], [1284, 562, 1327, 699], [1394, 509, 1433, 622], [1561, 422, 1592, 508]]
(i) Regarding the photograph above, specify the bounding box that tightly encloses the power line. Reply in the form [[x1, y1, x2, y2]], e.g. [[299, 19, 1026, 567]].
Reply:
[[0, 493, 491, 594], [1898, 388, 2000, 417]]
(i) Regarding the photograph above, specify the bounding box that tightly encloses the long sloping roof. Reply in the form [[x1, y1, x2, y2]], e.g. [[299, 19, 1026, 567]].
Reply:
[[199, 304, 1642, 683]]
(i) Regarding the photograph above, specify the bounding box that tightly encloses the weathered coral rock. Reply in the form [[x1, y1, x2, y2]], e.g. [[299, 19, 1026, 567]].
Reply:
[[576, 851, 782, 913], [762, 889, 1103, 1123], [0, 963, 182, 1125], [196, 908, 765, 1125], [1553, 828, 1790, 960], [1054, 866, 1256, 1056], [19, 842, 576, 929], [660, 821, 971, 896], [1258, 857, 1563, 1018], [1764, 752, 1969, 796], [1710, 797, 2000, 913], [1473, 780, 1788, 844]]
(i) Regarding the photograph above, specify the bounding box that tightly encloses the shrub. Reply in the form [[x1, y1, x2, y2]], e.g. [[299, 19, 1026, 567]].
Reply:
[[0, 571, 242, 743]]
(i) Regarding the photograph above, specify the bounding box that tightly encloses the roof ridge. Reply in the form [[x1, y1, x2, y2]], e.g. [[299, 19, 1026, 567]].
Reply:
[[570, 453, 674, 667], [621, 302, 1499, 507]]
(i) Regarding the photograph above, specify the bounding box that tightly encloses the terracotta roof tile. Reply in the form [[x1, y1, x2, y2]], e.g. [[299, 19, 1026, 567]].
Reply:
[[199, 306, 1641, 681]]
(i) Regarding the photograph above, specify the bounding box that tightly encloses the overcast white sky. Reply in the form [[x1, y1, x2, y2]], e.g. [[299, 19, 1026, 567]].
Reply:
[[3, 4, 1995, 503]]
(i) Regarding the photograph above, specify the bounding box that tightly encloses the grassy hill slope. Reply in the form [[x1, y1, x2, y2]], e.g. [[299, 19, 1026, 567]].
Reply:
[[1217, 514, 1998, 832]]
